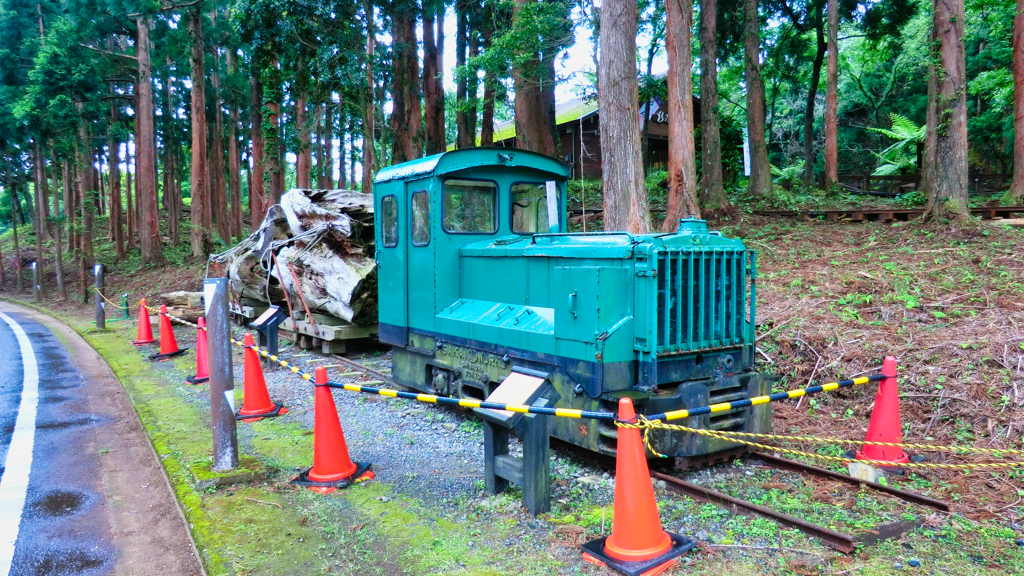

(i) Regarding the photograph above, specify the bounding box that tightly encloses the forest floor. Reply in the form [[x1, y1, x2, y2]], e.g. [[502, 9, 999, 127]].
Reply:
[[1, 209, 1023, 575]]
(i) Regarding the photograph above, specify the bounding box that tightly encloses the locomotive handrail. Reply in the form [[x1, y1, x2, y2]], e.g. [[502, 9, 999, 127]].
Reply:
[[529, 231, 637, 244]]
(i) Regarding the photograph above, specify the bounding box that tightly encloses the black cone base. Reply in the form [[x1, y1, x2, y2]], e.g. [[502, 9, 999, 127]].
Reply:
[[148, 348, 188, 361], [290, 462, 373, 489], [580, 533, 695, 576], [185, 375, 209, 385], [235, 401, 286, 421]]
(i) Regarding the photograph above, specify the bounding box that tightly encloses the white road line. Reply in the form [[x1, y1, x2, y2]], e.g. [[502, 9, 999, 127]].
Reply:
[[0, 312, 39, 576]]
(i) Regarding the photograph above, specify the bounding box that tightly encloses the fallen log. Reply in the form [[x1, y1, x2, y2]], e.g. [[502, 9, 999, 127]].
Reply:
[[160, 291, 205, 308], [210, 188, 377, 326]]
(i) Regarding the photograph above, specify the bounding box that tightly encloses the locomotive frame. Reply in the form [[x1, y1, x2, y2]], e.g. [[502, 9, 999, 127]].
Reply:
[[373, 148, 770, 458]]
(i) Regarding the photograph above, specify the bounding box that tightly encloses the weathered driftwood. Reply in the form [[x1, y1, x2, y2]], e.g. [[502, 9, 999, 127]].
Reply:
[[164, 306, 204, 323], [160, 291, 205, 308], [210, 188, 377, 326]]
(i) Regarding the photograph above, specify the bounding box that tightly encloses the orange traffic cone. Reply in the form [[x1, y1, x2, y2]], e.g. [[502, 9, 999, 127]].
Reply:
[[856, 356, 909, 464], [185, 317, 210, 384], [132, 299, 157, 346], [235, 333, 288, 422], [291, 366, 373, 494], [148, 305, 188, 360], [581, 398, 694, 576]]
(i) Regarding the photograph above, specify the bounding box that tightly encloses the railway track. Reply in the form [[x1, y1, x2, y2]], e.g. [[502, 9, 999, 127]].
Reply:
[[655, 452, 949, 553], [330, 352, 394, 383], [327, 353, 951, 553]]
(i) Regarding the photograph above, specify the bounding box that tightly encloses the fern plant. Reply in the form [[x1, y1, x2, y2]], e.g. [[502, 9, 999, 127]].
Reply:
[[867, 113, 925, 176]]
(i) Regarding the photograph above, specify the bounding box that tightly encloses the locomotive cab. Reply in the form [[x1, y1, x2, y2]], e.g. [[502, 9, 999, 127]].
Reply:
[[373, 148, 770, 458]]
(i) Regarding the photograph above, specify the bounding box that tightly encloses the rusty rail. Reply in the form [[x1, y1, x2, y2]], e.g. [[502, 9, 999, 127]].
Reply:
[[753, 452, 949, 512], [653, 471, 860, 553]]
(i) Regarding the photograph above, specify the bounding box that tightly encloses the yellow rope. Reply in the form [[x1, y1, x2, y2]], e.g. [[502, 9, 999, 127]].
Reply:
[[619, 417, 1024, 470]]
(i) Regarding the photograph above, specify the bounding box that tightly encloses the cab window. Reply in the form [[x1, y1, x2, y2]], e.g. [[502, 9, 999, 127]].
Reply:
[[442, 179, 497, 234], [511, 182, 559, 234], [411, 190, 430, 246], [381, 195, 398, 247]]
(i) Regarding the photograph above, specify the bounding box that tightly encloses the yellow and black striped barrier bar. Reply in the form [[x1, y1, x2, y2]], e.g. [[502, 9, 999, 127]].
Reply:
[[148, 302, 889, 425], [319, 379, 619, 420], [646, 374, 887, 423]]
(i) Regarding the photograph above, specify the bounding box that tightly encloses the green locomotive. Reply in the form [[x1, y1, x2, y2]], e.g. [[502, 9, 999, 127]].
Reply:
[[373, 148, 769, 458]]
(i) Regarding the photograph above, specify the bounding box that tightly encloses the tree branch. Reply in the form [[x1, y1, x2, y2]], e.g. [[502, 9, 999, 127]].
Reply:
[[79, 44, 138, 61], [128, 0, 205, 17]]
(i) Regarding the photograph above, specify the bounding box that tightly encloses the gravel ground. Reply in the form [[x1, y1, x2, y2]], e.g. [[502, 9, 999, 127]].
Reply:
[[163, 325, 620, 509]]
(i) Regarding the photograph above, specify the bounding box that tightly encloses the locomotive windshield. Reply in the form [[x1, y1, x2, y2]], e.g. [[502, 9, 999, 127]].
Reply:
[[511, 183, 560, 234], [442, 179, 498, 234]]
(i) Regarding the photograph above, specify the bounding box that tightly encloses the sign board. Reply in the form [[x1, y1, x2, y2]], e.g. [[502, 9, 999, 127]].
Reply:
[[484, 371, 548, 419], [253, 305, 284, 327]]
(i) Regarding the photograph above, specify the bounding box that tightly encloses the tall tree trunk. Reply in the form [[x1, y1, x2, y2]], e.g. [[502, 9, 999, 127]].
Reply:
[[511, 0, 556, 155], [465, 25, 480, 146], [137, 16, 161, 264], [744, 0, 772, 196], [824, 0, 839, 192], [391, 17, 421, 163], [925, 0, 969, 219], [66, 160, 77, 257], [324, 103, 335, 188], [1007, 0, 1024, 202], [125, 146, 134, 247], [600, 0, 649, 233], [250, 73, 266, 230], [228, 50, 242, 240], [455, 0, 471, 149], [296, 96, 311, 188], [165, 55, 180, 247], [423, 2, 446, 155], [700, 0, 729, 211], [189, 9, 211, 255], [662, 0, 700, 230], [211, 48, 230, 244], [315, 104, 326, 188], [480, 17, 496, 148], [78, 120, 95, 302], [265, 62, 284, 204], [803, 17, 826, 186], [9, 169, 23, 293], [109, 107, 124, 261], [53, 155, 66, 300], [33, 141, 47, 298], [362, 2, 377, 192]]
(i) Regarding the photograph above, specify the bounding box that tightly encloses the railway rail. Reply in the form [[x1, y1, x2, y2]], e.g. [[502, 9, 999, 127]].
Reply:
[[325, 351, 951, 554], [654, 452, 950, 554]]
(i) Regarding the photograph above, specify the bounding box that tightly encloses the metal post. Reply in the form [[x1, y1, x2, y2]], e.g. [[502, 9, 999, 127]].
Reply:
[[31, 262, 40, 302], [204, 277, 239, 471], [94, 264, 105, 329]]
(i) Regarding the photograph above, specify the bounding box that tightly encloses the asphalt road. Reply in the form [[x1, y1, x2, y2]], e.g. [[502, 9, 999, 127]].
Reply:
[[0, 303, 202, 576]]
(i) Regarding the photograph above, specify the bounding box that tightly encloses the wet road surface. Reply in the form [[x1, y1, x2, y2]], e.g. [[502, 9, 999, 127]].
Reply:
[[0, 303, 202, 576]]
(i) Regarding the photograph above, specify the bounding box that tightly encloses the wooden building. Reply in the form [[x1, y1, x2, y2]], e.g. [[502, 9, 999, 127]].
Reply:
[[488, 96, 701, 179]]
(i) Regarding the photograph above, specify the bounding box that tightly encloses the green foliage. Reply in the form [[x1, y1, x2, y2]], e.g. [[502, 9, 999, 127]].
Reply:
[[867, 113, 925, 176]]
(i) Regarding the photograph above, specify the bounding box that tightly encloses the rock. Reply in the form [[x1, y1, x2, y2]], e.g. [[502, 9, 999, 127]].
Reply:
[[654, 480, 667, 490], [410, 409, 427, 418], [695, 530, 709, 542], [848, 462, 885, 483], [601, 472, 610, 479], [576, 475, 604, 486], [908, 559, 920, 568], [894, 563, 902, 570], [442, 423, 457, 432], [1016, 539, 1024, 547]]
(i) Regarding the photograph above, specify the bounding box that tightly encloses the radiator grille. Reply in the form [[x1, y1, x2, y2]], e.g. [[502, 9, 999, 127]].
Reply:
[[655, 249, 754, 355]]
